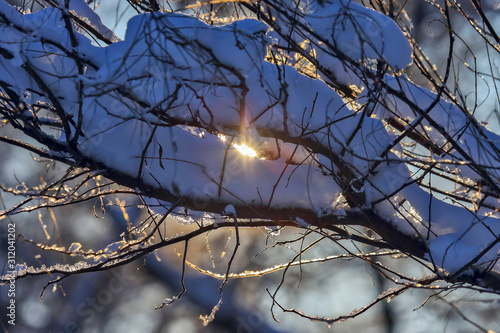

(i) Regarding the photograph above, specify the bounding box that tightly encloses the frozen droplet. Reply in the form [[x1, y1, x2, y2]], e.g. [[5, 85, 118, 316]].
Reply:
[[68, 242, 82, 253]]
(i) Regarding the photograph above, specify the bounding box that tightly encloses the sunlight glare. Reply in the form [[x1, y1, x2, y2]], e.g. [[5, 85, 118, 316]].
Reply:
[[234, 143, 258, 158]]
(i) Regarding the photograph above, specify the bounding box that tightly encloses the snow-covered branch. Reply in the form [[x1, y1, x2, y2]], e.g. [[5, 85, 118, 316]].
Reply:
[[1, 0, 500, 328]]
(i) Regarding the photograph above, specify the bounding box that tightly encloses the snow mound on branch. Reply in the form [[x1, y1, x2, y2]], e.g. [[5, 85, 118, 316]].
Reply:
[[269, 0, 412, 88], [76, 12, 347, 214], [308, 0, 412, 70], [118, 12, 267, 76]]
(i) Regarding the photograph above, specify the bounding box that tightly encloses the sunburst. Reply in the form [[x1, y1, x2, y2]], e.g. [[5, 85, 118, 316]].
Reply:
[[233, 143, 258, 158]]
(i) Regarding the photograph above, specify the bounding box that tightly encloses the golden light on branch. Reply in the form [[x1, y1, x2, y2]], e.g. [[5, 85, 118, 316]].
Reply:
[[177, 250, 400, 279]]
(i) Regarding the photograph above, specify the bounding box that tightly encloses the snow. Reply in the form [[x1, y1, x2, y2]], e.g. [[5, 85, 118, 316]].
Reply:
[[295, 217, 311, 227], [15, 263, 27, 275], [307, 0, 412, 70], [268, 0, 412, 89], [68, 242, 82, 253], [104, 241, 125, 253], [0, 0, 499, 277], [372, 75, 500, 183], [65, 0, 121, 43]]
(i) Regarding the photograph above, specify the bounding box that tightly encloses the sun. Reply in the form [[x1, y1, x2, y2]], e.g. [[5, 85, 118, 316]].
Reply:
[[217, 134, 258, 158], [233, 143, 258, 158]]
